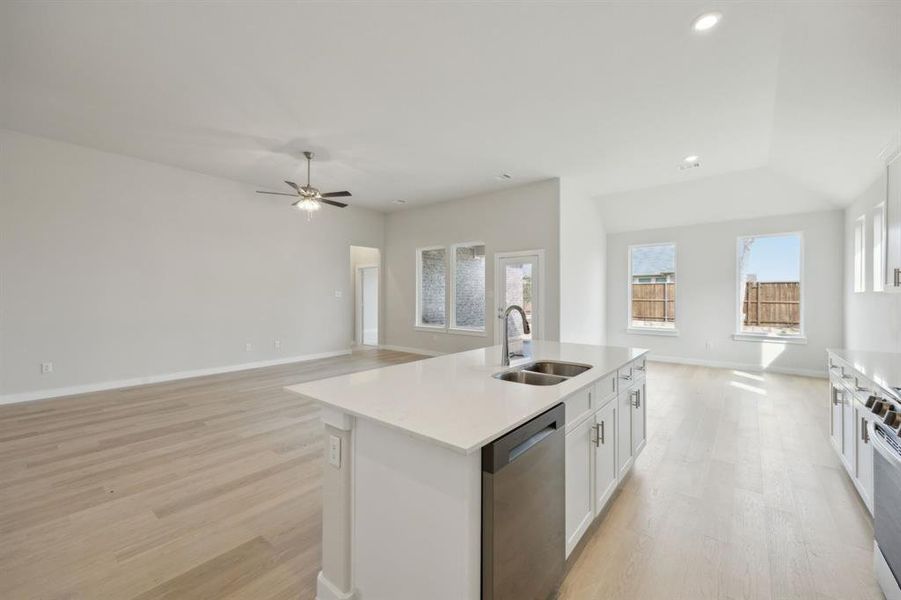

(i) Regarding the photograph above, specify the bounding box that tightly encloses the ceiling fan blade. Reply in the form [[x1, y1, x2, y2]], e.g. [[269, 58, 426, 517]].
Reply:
[[320, 198, 348, 208], [321, 191, 352, 198], [257, 191, 298, 197], [284, 180, 301, 192]]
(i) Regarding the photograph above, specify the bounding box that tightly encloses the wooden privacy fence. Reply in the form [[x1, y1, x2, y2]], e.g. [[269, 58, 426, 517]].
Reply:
[[631, 283, 676, 323], [742, 281, 800, 327]]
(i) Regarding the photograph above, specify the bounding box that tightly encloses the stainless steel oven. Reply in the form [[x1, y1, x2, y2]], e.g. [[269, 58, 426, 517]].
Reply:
[[872, 421, 901, 600]]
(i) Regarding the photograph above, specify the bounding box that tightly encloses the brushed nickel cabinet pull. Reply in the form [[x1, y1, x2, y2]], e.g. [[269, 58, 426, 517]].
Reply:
[[600, 421, 605, 445], [895, 267, 901, 287]]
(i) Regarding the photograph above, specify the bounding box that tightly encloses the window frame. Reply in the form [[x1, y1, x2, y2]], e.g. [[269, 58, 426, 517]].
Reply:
[[853, 216, 866, 293], [448, 241, 487, 336], [626, 242, 679, 336], [733, 231, 806, 343], [414, 245, 448, 330], [873, 202, 885, 293], [414, 242, 488, 337]]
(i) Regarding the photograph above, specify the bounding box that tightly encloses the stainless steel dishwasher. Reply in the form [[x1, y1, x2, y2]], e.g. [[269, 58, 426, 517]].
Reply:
[[482, 403, 565, 600]]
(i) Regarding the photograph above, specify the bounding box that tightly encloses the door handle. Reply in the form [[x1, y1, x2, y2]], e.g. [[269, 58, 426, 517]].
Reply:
[[590, 423, 599, 447], [599, 421, 605, 445]]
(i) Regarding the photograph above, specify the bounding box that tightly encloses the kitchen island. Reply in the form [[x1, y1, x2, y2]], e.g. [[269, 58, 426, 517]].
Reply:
[[286, 341, 649, 600]]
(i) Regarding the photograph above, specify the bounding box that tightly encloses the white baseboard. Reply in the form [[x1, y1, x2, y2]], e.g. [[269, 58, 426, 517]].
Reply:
[[648, 354, 826, 378], [378, 344, 443, 357], [0, 349, 352, 406], [316, 571, 356, 600]]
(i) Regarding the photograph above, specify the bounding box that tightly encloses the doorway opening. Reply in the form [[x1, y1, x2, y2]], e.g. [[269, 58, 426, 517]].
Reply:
[[351, 246, 380, 347]]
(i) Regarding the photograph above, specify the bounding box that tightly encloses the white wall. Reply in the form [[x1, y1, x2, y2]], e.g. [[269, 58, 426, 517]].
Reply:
[[560, 178, 606, 345], [383, 179, 560, 354], [606, 210, 844, 376], [844, 172, 901, 352], [0, 130, 385, 400], [598, 167, 839, 233]]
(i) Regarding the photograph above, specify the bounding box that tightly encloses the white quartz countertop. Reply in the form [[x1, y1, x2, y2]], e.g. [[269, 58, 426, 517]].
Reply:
[[828, 348, 901, 401], [286, 341, 648, 454]]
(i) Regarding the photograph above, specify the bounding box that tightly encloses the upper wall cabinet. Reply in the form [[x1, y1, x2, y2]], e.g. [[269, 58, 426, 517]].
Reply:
[[886, 152, 901, 290]]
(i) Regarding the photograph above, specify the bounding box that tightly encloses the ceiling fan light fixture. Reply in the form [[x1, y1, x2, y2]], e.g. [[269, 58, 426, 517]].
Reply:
[[294, 197, 322, 219]]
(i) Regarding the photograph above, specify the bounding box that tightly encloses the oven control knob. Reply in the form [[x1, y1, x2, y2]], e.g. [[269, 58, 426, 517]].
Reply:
[[884, 412, 900, 428], [872, 402, 887, 416], [865, 395, 879, 409]]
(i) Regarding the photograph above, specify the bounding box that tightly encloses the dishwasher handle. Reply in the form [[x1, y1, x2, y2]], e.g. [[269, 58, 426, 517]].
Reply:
[[482, 403, 564, 474]]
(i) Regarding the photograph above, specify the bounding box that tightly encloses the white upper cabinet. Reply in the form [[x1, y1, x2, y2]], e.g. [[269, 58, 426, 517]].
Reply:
[[885, 153, 901, 289]]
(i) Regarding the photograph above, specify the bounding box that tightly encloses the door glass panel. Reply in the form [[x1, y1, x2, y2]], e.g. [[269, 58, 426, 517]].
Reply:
[[504, 262, 534, 343]]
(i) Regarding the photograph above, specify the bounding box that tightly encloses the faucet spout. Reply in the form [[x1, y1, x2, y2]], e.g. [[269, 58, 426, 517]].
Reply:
[[501, 305, 531, 367]]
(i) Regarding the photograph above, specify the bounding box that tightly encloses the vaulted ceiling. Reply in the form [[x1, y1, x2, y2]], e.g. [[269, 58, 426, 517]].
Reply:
[[2, 1, 899, 211]]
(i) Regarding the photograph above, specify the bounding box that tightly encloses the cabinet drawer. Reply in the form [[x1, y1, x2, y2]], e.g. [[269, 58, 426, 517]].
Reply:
[[564, 386, 593, 428], [596, 372, 617, 403], [618, 365, 635, 388], [632, 358, 647, 380]]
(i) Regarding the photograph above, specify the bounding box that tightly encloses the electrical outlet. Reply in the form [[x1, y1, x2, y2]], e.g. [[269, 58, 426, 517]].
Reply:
[[245, 343, 253, 352], [334, 290, 343, 298], [705, 341, 713, 351], [328, 435, 341, 468], [40, 362, 53, 374], [274, 339, 281, 350]]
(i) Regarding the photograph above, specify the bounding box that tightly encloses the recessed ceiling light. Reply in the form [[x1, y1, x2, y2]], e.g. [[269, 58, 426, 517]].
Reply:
[[392, 199, 407, 205], [692, 12, 722, 33], [679, 155, 701, 170]]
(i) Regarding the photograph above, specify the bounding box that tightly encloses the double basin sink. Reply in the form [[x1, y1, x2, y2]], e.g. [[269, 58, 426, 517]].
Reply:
[[493, 360, 592, 386]]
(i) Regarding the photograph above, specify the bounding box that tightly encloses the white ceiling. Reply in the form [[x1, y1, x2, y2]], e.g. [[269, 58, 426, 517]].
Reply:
[[1, 1, 899, 211]]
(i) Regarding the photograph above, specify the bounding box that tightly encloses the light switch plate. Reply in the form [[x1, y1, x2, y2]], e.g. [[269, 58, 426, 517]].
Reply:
[[328, 435, 341, 468]]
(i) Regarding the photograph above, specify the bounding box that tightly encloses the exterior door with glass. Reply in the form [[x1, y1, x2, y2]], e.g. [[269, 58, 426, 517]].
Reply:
[[495, 252, 542, 347]]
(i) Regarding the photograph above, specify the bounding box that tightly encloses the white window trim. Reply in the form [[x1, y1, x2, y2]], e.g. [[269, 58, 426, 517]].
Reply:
[[626, 327, 680, 337], [853, 216, 866, 293], [627, 242, 678, 333], [873, 202, 886, 293], [734, 231, 805, 339], [414, 245, 448, 329], [448, 241, 487, 336], [414, 242, 488, 337]]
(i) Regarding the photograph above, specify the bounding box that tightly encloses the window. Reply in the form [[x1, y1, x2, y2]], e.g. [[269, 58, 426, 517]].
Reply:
[[736, 233, 803, 338], [854, 216, 866, 293], [415, 242, 486, 334], [628, 243, 676, 331], [450, 243, 486, 331], [873, 204, 885, 292], [416, 246, 446, 327]]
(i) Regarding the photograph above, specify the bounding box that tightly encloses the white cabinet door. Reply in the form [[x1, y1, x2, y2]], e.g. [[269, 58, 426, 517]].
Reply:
[[830, 383, 843, 453], [631, 382, 647, 455], [565, 416, 594, 557], [886, 153, 901, 289], [855, 407, 875, 513], [841, 388, 856, 473], [594, 400, 617, 513], [617, 386, 634, 478]]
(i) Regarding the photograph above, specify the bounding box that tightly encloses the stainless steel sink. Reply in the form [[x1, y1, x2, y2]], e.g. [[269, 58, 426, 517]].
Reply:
[[493, 370, 567, 386], [493, 360, 593, 386], [523, 361, 592, 378]]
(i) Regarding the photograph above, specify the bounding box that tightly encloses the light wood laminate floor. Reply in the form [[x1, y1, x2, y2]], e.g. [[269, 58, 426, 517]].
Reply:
[[0, 353, 880, 599]]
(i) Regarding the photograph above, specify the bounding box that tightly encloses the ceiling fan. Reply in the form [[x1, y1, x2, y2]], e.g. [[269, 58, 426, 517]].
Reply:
[[257, 151, 351, 218]]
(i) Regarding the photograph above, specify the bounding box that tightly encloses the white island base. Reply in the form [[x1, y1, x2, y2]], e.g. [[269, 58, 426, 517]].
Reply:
[[286, 342, 649, 600]]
